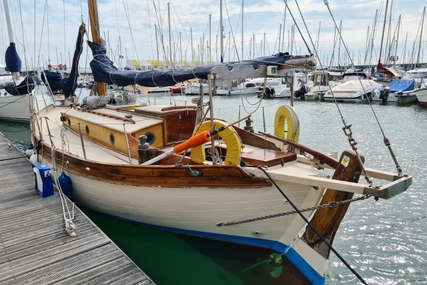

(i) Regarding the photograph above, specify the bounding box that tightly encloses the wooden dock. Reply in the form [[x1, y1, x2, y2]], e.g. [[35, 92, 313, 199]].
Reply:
[[0, 134, 155, 285]]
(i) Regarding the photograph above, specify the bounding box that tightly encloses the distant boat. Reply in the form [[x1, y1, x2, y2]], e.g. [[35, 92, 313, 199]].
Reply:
[[0, 0, 34, 123], [216, 79, 260, 96], [390, 79, 418, 104], [407, 68, 427, 106], [305, 70, 342, 100], [169, 84, 184, 95], [184, 80, 210, 95], [376, 68, 427, 104], [323, 72, 382, 103], [414, 87, 427, 106], [252, 77, 291, 99]]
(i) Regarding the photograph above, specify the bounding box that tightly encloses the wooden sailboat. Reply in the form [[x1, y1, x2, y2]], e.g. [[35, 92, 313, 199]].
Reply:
[[30, 1, 412, 284]]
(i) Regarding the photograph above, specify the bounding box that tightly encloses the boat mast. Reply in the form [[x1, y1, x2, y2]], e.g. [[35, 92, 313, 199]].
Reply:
[[241, 0, 244, 60], [168, 2, 173, 68], [416, 6, 426, 67], [190, 27, 194, 65], [220, 0, 224, 62], [378, 0, 389, 65], [3, 0, 20, 80], [88, 0, 107, 95]]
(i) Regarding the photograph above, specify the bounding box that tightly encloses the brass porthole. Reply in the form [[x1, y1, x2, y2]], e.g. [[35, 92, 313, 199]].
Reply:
[[109, 133, 115, 145], [145, 132, 155, 145], [85, 125, 90, 135]]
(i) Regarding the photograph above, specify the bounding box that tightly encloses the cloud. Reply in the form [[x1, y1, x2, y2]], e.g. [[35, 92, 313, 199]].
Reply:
[[0, 0, 425, 70]]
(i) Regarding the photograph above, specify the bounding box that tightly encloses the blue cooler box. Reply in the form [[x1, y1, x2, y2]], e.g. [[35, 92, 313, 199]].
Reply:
[[32, 163, 54, 197]]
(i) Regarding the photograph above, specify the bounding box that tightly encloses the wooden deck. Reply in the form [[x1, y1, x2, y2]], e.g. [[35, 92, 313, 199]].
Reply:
[[0, 134, 155, 285]]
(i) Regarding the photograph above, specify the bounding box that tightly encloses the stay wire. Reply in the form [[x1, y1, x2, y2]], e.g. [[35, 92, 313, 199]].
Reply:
[[257, 166, 368, 285], [288, 0, 370, 184], [323, 0, 403, 176]]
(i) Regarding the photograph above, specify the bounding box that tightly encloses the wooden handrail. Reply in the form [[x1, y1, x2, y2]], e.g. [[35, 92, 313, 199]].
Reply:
[[259, 132, 339, 169]]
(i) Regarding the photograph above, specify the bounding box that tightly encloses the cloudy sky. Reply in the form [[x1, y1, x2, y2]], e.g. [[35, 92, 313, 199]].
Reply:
[[0, 0, 425, 70]]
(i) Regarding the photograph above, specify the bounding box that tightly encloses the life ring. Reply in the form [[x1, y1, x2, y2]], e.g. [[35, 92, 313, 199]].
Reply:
[[274, 105, 300, 142], [191, 120, 242, 165]]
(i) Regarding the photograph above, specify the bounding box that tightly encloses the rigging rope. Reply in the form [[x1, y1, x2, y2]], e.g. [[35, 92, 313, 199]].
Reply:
[[322, 0, 403, 177], [217, 194, 370, 226], [46, 131, 77, 237]]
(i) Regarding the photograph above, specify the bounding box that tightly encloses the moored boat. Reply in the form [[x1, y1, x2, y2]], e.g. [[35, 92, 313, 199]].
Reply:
[[323, 72, 382, 103], [414, 87, 427, 106], [0, 0, 34, 123], [30, 1, 413, 284]]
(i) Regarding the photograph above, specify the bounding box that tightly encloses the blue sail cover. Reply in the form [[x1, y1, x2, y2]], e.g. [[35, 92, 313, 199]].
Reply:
[[387, 79, 415, 93], [5, 76, 34, 95], [88, 41, 291, 88], [5, 43, 21, 73], [41, 24, 85, 98]]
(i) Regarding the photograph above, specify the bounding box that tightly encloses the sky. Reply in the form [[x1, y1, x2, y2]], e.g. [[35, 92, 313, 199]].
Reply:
[[0, 0, 425, 70]]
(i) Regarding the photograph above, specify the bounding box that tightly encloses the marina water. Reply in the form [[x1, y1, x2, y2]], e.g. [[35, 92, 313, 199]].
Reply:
[[4, 92, 426, 284]]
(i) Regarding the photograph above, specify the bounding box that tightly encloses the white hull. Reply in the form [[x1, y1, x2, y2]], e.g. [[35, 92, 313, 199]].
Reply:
[[0, 93, 32, 122], [32, 101, 411, 285], [394, 93, 418, 104], [323, 79, 382, 103], [146, 87, 171, 96], [184, 83, 210, 95], [415, 88, 427, 106], [60, 165, 321, 243], [216, 86, 260, 96]]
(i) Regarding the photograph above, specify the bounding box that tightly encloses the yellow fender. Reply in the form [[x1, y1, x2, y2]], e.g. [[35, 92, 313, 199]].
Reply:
[[191, 120, 242, 165], [274, 105, 300, 142]]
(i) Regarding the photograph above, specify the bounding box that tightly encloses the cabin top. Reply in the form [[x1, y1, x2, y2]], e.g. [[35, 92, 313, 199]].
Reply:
[[133, 104, 197, 117]]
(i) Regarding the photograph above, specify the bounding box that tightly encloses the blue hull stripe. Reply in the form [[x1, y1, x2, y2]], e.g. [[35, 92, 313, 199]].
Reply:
[[89, 210, 326, 285]]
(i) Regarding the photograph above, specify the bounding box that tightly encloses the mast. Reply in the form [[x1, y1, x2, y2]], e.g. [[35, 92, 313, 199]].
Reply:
[[155, 24, 159, 65], [281, 9, 286, 51], [393, 15, 401, 63], [337, 20, 342, 68], [368, 9, 378, 67], [241, 0, 244, 60], [168, 2, 172, 68], [190, 27, 194, 65], [378, 0, 389, 65], [3, 0, 21, 80], [220, 0, 224, 62], [179, 32, 182, 67], [209, 14, 211, 63], [88, 0, 106, 95], [416, 6, 426, 67], [315, 21, 321, 56]]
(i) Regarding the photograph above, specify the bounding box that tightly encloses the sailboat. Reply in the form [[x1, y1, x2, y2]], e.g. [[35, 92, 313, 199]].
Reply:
[[30, 1, 412, 284], [0, 0, 35, 123]]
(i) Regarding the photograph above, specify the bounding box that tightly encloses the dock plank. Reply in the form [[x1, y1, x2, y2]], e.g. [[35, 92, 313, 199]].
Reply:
[[0, 134, 155, 285]]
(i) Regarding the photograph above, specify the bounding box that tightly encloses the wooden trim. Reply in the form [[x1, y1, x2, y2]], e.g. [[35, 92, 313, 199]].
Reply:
[[259, 132, 339, 168], [37, 140, 272, 188], [301, 151, 364, 258]]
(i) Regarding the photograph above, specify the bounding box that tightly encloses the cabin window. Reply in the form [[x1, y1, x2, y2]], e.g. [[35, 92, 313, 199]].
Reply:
[[110, 133, 115, 145], [85, 125, 90, 135], [145, 132, 155, 145], [67, 119, 71, 127]]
